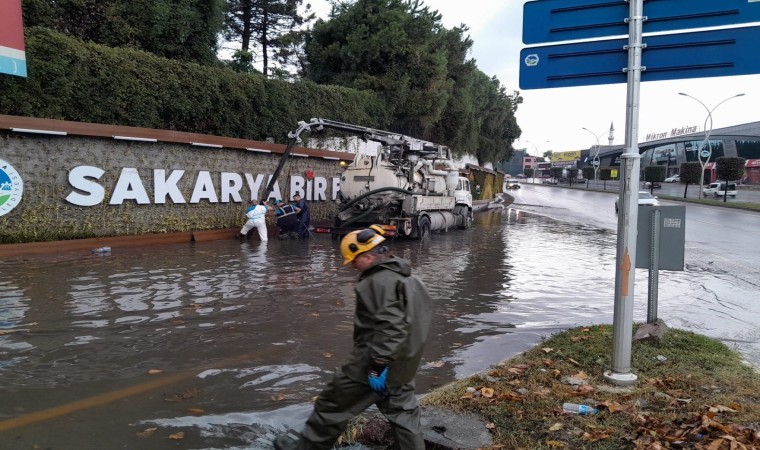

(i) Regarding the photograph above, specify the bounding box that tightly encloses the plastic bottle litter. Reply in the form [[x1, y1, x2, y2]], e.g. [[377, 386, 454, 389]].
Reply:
[[562, 402, 598, 415], [92, 246, 112, 254]]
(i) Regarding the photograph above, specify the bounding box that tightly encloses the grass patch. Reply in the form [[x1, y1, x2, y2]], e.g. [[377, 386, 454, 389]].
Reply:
[[656, 194, 760, 213], [420, 324, 760, 449]]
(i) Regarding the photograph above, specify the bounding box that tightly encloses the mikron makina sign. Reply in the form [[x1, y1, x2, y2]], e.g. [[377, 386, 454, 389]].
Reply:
[[644, 125, 699, 142]]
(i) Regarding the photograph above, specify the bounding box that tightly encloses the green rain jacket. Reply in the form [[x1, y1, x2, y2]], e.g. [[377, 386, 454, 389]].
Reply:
[[341, 256, 433, 387]]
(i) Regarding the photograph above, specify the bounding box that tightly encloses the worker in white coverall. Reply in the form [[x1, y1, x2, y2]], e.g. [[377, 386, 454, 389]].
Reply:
[[273, 225, 434, 450], [239, 199, 269, 241]]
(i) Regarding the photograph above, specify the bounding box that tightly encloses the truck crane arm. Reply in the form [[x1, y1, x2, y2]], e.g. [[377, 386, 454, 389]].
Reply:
[[263, 118, 448, 199]]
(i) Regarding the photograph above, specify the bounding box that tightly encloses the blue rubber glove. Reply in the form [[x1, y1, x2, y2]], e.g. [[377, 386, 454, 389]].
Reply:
[[368, 361, 388, 392]]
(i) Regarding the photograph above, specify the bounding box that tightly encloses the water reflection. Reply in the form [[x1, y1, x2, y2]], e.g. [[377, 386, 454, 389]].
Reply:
[[0, 209, 758, 449]]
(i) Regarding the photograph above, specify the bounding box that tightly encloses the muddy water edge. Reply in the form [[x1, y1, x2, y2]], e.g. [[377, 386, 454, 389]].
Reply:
[[1, 208, 758, 449]]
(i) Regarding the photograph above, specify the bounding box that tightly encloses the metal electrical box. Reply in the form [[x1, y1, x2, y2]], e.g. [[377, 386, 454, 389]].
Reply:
[[635, 205, 686, 271]]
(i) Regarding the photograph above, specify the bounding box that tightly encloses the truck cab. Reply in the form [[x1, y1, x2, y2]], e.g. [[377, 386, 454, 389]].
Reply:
[[454, 177, 473, 208]]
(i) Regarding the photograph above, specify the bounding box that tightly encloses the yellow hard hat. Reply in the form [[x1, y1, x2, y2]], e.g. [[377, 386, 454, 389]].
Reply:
[[341, 225, 386, 265]]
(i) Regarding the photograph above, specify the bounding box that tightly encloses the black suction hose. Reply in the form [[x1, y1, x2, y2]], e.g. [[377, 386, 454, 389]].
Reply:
[[339, 187, 413, 212]]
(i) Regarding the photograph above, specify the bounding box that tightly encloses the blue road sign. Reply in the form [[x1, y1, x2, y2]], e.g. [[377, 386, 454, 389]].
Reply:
[[520, 25, 760, 90], [523, 0, 760, 45]]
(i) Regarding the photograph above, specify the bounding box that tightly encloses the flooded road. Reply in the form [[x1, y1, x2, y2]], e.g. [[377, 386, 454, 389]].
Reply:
[[1, 197, 759, 449]]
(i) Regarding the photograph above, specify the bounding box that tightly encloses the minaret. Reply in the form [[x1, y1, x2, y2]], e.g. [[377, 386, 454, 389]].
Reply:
[[608, 122, 615, 146]]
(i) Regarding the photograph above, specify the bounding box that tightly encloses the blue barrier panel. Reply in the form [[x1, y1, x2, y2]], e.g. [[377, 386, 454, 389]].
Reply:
[[523, 0, 760, 44], [520, 26, 760, 90]]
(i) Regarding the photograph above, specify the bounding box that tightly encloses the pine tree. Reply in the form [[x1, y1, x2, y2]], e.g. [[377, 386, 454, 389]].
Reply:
[[224, 0, 313, 77]]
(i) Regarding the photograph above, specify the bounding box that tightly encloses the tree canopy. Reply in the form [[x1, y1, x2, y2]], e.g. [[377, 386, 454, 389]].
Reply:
[[303, 0, 521, 164], [17, 0, 522, 165], [22, 0, 225, 64]]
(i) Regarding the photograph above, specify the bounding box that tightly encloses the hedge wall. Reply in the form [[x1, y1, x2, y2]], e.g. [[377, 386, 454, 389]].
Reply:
[[0, 28, 387, 143]]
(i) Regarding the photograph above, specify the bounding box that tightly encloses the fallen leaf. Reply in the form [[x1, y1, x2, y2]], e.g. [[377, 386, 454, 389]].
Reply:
[[542, 347, 554, 354], [498, 393, 524, 402], [711, 405, 739, 413], [461, 392, 474, 399], [567, 358, 581, 366], [552, 369, 561, 378], [577, 384, 595, 395], [582, 431, 610, 442], [508, 379, 521, 386], [546, 440, 566, 448], [543, 359, 554, 366], [604, 402, 624, 413], [147, 369, 163, 375], [136, 427, 157, 438], [581, 328, 590, 332], [322, 352, 333, 358], [572, 371, 589, 380], [485, 422, 496, 430], [187, 408, 205, 415], [481, 388, 495, 398], [168, 432, 185, 440], [428, 361, 445, 368], [311, 313, 320, 318], [271, 393, 286, 401], [706, 439, 725, 450], [533, 387, 552, 396], [170, 319, 186, 326], [549, 423, 563, 432]]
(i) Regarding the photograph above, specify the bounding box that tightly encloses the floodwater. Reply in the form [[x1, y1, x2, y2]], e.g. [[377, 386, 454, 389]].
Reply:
[[1, 207, 758, 449]]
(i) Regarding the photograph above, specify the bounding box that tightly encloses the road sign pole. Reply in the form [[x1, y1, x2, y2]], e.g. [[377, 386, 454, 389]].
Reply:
[[647, 209, 661, 323], [605, 0, 643, 387]]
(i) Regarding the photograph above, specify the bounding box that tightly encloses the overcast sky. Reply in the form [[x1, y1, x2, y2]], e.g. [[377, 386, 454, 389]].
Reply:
[[309, 0, 760, 156]]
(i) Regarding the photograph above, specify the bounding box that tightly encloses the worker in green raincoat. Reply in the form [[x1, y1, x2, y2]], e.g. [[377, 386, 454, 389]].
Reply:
[[274, 225, 434, 450]]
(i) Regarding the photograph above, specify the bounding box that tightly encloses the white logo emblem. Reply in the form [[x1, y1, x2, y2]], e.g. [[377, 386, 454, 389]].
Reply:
[[524, 54, 540, 67], [0, 159, 24, 217]]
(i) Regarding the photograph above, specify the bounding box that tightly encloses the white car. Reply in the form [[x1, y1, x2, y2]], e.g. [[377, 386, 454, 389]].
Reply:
[[504, 179, 521, 190], [615, 191, 659, 213], [703, 181, 737, 198], [664, 174, 680, 183]]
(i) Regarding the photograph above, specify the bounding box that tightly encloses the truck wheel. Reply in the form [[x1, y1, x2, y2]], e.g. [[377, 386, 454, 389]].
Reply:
[[461, 210, 473, 229], [417, 216, 431, 240], [455, 205, 472, 229], [331, 218, 343, 241]]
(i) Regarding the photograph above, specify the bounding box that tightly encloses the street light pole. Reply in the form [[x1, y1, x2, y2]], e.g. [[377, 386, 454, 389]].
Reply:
[[678, 92, 745, 198], [526, 139, 549, 183], [582, 127, 608, 188]]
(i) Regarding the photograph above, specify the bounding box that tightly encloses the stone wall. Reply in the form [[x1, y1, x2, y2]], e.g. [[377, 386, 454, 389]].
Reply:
[[0, 130, 345, 243]]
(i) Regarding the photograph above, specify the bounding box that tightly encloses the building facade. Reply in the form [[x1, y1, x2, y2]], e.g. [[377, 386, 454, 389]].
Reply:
[[589, 121, 760, 185]]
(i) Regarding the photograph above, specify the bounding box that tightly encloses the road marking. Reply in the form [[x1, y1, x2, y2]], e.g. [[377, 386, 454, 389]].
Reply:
[[0, 347, 279, 432]]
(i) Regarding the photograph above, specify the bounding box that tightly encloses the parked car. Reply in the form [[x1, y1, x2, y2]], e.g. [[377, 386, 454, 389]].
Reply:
[[615, 191, 660, 213], [643, 181, 662, 189], [664, 174, 680, 183], [542, 178, 558, 185], [703, 181, 737, 198], [504, 179, 521, 190]]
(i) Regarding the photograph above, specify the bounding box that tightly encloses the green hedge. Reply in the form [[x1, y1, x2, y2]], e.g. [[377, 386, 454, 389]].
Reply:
[[0, 28, 387, 142]]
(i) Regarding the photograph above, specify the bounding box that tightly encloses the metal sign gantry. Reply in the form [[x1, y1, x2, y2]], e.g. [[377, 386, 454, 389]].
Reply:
[[520, 0, 759, 386]]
